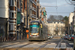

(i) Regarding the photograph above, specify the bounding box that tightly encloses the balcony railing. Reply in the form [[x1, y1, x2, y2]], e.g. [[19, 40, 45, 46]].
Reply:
[[9, 20, 16, 22], [30, 14, 36, 18], [30, 7, 36, 12], [30, 0, 37, 5]]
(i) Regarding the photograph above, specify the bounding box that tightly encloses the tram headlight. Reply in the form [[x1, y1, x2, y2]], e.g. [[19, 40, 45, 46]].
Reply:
[[37, 33, 39, 35], [30, 33, 31, 35]]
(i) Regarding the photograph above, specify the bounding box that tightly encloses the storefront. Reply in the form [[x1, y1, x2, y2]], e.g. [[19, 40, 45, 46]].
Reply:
[[0, 18, 8, 41]]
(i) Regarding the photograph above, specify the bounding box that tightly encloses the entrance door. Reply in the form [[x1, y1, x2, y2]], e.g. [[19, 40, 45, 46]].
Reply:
[[0, 25, 5, 41]]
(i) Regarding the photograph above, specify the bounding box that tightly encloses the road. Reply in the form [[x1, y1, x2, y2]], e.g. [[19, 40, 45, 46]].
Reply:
[[0, 37, 73, 50]]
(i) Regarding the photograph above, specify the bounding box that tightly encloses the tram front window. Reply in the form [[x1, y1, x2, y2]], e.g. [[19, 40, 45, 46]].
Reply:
[[30, 25, 39, 33]]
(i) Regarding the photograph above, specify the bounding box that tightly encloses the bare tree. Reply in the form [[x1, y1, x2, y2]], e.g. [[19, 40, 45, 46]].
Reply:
[[58, 15, 63, 20], [47, 15, 63, 22], [54, 25, 59, 35], [61, 26, 65, 34]]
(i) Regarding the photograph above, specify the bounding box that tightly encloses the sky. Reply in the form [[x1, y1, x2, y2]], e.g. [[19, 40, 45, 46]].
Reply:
[[40, 0, 74, 19]]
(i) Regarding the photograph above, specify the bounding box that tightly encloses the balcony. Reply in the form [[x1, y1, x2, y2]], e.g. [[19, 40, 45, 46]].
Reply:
[[30, 7, 36, 12], [9, 20, 16, 22], [30, 0, 37, 5], [9, 32, 16, 34], [9, 6, 16, 10], [30, 14, 36, 18]]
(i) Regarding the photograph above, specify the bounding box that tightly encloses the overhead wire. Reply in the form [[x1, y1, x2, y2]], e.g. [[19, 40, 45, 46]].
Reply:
[[65, 0, 72, 5], [40, 0, 72, 15]]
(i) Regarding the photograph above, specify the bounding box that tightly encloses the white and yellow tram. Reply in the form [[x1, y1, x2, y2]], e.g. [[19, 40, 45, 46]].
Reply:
[[29, 20, 48, 41]]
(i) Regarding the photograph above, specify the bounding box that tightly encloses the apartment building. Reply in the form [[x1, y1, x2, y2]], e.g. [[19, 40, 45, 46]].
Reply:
[[17, 0, 28, 40], [0, 0, 47, 41], [9, 0, 17, 40], [26, 0, 37, 28], [47, 21, 65, 36], [29, 0, 37, 20], [69, 12, 74, 34], [0, 0, 9, 41], [37, 0, 40, 19], [40, 7, 47, 23], [69, 12, 74, 25]]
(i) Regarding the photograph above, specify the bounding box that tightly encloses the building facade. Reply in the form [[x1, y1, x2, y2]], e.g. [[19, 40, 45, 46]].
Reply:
[[69, 12, 74, 35], [0, 0, 9, 41], [40, 7, 47, 23], [47, 21, 65, 36], [26, 0, 38, 28], [9, 0, 17, 40], [0, 0, 47, 41], [69, 12, 74, 25], [37, 0, 40, 19]]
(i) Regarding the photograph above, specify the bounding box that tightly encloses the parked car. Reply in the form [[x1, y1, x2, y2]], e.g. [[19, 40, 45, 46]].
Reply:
[[48, 34, 53, 39], [68, 34, 74, 41], [71, 35, 74, 41], [67, 35, 71, 40], [48, 36, 53, 39], [64, 35, 68, 39]]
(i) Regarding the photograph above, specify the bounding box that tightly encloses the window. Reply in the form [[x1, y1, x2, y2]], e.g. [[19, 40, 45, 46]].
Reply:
[[9, 12, 15, 18], [10, 0, 15, 6], [12, 0, 14, 5], [9, 24, 14, 30], [12, 13, 14, 18], [9, 25, 11, 30]]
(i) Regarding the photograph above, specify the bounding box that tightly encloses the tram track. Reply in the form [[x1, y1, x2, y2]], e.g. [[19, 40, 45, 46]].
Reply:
[[53, 38, 73, 50], [39, 39, 61, 48], [0, 38, 73, 50], [53, 39, 62, 50]]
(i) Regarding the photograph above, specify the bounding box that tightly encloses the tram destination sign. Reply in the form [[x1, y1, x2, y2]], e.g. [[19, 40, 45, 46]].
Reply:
[[31, 22, 39, 25]]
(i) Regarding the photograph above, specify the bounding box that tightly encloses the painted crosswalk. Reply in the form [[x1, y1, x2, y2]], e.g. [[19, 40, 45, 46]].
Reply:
[[0, 42, 73, 49], [60, 43, 66, 48], [45, 43, 57, 48]]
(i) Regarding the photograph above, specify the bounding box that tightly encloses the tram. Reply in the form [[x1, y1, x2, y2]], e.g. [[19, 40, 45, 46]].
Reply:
[[29, 20, 48, 40]]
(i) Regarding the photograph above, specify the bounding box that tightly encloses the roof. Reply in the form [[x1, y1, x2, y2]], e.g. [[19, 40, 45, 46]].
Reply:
[[47, 20, 64, 23]]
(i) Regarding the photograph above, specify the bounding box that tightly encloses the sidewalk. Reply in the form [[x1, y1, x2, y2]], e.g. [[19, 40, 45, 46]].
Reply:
[[53, 36, 61, 39], [0, 39, 28, 45]]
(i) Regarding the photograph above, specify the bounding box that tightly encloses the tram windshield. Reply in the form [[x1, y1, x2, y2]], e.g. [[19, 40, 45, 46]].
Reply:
[[30, 25, 39, 33]]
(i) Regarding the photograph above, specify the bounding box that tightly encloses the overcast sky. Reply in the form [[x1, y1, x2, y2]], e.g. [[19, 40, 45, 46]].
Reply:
[[40, 0, 74, 18]]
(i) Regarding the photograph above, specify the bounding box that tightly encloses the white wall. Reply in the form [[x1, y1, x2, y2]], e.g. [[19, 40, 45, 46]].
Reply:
[[0, 0, 9, 18], [47, 22, 65, 36], [69, 12, 74, 25]]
